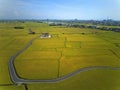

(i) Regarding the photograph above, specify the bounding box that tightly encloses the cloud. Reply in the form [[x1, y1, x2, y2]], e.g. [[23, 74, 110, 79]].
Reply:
[[0, 0, 120, 20]]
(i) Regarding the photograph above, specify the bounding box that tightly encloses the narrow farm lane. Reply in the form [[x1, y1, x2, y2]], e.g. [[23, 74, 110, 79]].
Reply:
[[8, 37, 120, 84]]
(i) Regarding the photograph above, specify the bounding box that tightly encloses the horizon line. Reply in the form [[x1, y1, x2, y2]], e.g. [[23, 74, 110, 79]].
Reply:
[[0, 19, 120, 21]]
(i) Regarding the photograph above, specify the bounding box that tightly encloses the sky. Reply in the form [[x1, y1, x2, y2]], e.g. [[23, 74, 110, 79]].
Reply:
[[0, 0, 120, 20]]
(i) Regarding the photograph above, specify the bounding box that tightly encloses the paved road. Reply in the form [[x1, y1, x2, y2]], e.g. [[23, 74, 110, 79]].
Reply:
[[8, 38, 120, 84]]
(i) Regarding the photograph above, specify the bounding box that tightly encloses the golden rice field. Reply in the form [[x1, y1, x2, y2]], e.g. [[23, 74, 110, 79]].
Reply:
[[0, 22, 120, 90]]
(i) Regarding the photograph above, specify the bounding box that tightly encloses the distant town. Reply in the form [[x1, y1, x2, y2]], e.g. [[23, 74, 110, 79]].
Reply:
[[1, 19, 120, 32]]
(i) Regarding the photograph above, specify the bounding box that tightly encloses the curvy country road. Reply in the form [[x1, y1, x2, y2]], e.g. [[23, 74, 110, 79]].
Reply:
[[8, 37, 120, 84]]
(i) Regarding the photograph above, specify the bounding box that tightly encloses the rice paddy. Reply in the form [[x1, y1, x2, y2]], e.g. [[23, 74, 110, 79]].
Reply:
[[0, 22, 120, 90]]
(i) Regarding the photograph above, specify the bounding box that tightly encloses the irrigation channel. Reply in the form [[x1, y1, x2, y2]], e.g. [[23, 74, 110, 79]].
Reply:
[[8, 37, 120, 84]]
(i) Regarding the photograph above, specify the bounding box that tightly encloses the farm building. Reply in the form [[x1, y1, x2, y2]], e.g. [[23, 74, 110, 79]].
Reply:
[[40, 33, 51, 38]]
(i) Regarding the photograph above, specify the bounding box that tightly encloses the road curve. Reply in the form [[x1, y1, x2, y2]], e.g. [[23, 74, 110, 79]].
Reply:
[[8, 37, 120, 84]]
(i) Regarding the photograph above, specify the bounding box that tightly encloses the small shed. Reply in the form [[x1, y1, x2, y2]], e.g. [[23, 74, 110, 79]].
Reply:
[[28, 29, 35, 34], [40, 33, 51, 38]]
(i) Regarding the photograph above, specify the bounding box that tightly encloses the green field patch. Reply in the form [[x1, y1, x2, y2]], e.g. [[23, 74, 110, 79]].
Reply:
[[0, 37, 13, 40], [14, 59, 58, 80], [16, 51, 61, 60], [66, 41, 81, 48], [0, 57, 10, 62], [0, 38, 15, 49], [4, 45, 24, 50], [0, 36, 33, 51], [40, 48, 57, 51], [60, 34, 83, 38], [109, 40, 120, 43], [0, 85, 24, 90], [1, 37, 35, 51], [32, 42, 65, 48], [26, 45, 42, 51], [82, 41, 116, 49], [0, 61, 12, 84], [60, 55, 120, 76], [0, 51, 17, 58], [67, 35, 104, 42], [32, 38, 65, 48], [15, 35, 37, 40], [62, 48, 113, 56]]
